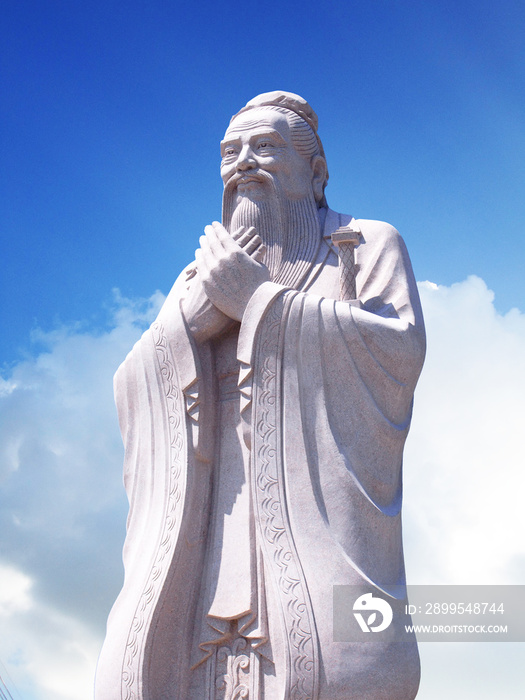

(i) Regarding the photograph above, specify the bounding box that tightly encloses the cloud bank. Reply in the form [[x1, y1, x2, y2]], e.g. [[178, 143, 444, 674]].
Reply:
[[404, 276, 525, 587], [0, 291, 164, 700], [404, 276, 525, 700], [0, 278, 523, 699]]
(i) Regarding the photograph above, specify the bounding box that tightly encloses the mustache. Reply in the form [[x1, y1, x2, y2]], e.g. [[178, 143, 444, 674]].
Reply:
[[223, 168, 274, 192]]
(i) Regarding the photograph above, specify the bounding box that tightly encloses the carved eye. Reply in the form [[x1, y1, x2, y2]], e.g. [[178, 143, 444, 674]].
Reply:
[[257, 141, 271, 149], [222, 146, 237, 159]]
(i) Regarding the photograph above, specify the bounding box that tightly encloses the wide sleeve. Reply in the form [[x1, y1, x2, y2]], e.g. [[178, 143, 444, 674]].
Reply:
[[96, 271, 216, 700], [239, 219, 425, 425], [237, 220, 425, 591]]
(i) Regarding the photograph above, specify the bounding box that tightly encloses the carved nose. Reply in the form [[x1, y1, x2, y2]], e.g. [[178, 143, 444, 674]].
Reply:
[[236, 147, 256, 171]]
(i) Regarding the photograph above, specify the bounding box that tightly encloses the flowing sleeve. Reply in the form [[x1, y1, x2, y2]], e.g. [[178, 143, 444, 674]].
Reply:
[[237, 219, 425, 590], [96, 270, 216, 699]]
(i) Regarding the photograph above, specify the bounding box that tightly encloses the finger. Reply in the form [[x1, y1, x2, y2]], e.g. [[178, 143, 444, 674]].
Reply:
[[236, 226, 257, 249], [231, 226, 246, 241], [211, 220, 239, 254], [204, 224, 225, 259], [198, 234, 216, 272], [253, 245, 266, 263], [194, 247, 205, 274], [237, 225, 256, 241], [243, 234, 263, 256], [199, 233, 211, 257]]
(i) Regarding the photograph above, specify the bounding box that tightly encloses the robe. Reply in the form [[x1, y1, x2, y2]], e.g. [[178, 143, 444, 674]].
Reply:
[[95, 208, 426, 700]]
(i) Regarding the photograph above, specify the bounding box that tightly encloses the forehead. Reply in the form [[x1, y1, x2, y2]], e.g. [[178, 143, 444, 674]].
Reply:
[[223, 108, 291, 142]]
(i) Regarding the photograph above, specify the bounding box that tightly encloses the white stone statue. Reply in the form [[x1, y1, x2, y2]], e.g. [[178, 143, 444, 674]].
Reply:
[[95, 91, 426, 700]]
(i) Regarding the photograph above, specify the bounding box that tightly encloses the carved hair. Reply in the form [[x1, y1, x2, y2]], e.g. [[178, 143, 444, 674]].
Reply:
[[268, 106, 320, 159], [231, 91, 329, 206]]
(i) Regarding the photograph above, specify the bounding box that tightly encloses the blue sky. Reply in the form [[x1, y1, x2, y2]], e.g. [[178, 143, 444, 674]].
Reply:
[[1, 1, 524, 699], [3, 0, 524, 366]]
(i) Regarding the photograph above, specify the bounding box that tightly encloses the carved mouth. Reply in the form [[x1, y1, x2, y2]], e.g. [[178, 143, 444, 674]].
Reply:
[[237, 176, 262, 185], [224, 170, 272, 194]]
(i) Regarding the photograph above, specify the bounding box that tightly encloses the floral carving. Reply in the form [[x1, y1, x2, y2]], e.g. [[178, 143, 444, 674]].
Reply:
[[215, 636, 251, 700], [121, 322, 186, 700], [251, 295, 319, 700]]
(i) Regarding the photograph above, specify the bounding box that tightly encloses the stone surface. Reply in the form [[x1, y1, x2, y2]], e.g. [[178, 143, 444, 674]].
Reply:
[[95, 91, 426, 700]]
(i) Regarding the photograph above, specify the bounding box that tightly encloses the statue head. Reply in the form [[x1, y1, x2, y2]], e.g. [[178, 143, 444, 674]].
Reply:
[[222, 91, 329, 207], [221, 92, 328, 287]]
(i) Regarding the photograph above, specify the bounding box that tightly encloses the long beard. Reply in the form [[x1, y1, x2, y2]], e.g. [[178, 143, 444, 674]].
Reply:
[[222, 172, 321, 289]]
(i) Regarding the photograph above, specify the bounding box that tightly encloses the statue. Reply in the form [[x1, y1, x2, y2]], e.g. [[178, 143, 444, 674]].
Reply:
[[95, 92, 426, 700]]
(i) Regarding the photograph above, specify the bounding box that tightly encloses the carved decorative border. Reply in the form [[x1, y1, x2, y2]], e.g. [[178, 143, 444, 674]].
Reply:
[[121, 322, 186, 699], [251, 296, 319, 700]]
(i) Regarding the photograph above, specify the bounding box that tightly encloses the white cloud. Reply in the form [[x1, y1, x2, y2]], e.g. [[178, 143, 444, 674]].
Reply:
[[0, 290, 164, 700], [404, 275, 525, 586], [403, 276, 525, 700], [0, 576, 102, 700], [0, 563, 32, 616], [0, 278, 523, 699]]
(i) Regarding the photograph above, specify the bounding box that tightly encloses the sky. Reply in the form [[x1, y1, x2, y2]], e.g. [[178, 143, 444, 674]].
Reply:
[[1, 0, 524, 698]]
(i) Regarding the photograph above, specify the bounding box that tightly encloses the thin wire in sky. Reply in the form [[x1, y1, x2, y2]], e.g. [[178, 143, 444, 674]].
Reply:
[[0, 662, 19, 700]]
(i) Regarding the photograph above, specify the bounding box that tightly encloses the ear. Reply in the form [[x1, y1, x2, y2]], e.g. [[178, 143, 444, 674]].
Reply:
[[311, 155, 327, 204]]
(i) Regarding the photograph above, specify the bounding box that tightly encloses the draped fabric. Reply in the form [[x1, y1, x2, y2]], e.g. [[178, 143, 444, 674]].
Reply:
[[95, 209, 426, 700]]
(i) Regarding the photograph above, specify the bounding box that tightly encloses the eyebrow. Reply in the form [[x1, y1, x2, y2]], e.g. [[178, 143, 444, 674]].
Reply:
[[220, 128, 287, 152], [220, 136, 241, 149]]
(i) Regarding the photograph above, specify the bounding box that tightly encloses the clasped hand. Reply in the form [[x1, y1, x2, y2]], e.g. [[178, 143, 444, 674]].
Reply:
[[195, 222, 270, 322]]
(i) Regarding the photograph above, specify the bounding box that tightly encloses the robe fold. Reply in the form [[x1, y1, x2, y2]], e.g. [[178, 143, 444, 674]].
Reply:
[[95, 208, 426, 700]]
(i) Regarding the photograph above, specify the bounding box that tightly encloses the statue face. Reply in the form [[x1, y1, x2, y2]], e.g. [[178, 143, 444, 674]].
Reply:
[[220, 108, 315, 201]]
